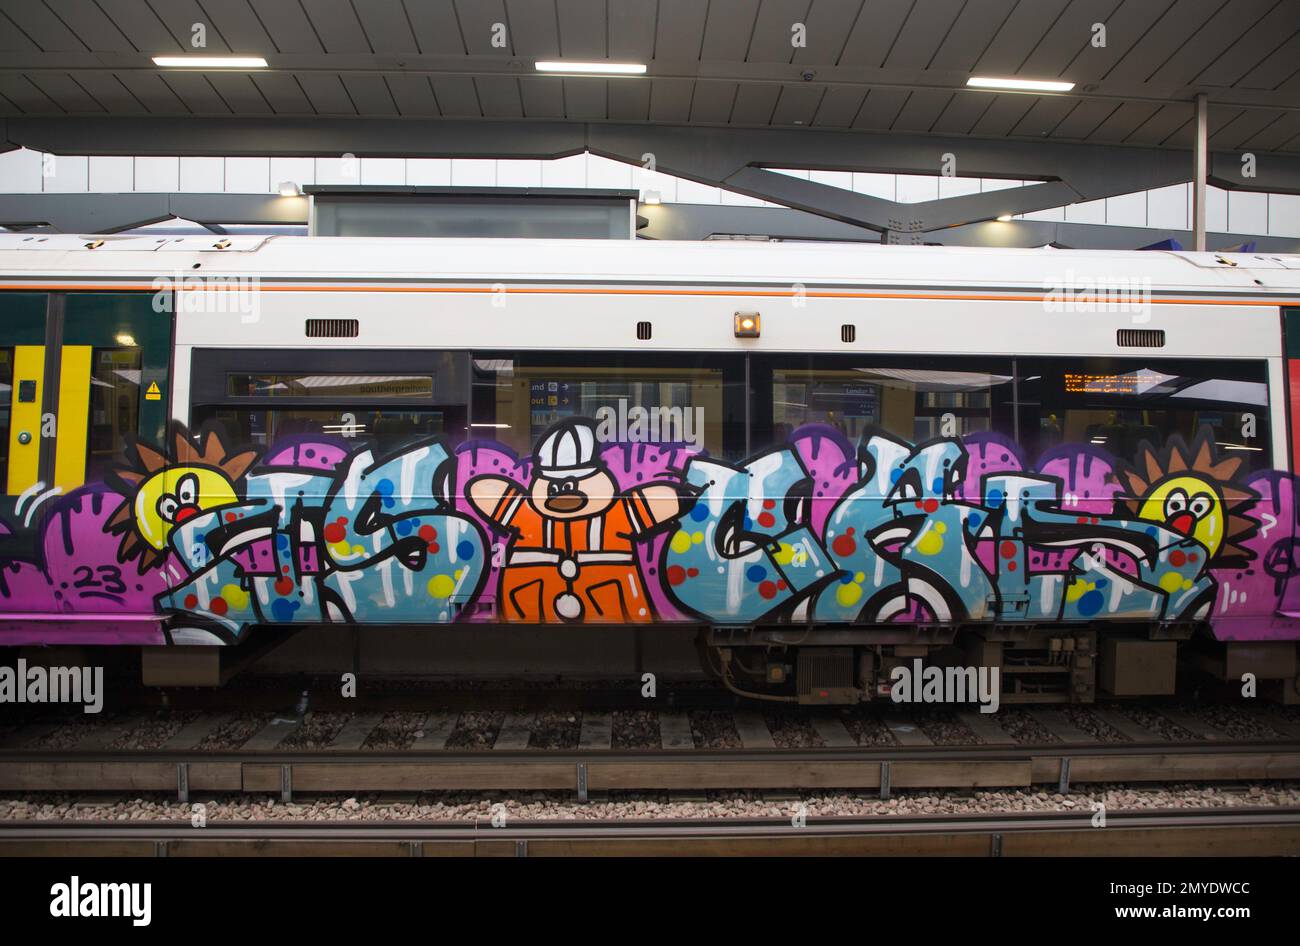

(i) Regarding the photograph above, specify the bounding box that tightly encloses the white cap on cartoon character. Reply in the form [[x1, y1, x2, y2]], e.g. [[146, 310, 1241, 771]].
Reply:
[[536, 419, 600, 479]]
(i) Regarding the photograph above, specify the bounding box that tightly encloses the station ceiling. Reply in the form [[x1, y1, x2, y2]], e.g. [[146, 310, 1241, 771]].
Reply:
[[1, 0, 1298, 156]]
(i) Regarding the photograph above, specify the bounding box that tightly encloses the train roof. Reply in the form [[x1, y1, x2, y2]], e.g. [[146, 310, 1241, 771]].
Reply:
[[1, 234, 1299, 297]]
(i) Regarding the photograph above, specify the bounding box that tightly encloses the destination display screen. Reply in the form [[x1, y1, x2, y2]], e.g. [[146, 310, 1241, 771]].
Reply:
[[1063, 368, 1174, 396]]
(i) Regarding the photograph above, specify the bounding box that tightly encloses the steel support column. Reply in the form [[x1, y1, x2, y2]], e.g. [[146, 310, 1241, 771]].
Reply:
[[1193, 93, 1209, 252]]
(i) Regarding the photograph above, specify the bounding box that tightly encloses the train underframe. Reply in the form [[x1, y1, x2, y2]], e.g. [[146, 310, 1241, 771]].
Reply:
[[10, 620, 1298, 706], [701, 622, 1300, 706]]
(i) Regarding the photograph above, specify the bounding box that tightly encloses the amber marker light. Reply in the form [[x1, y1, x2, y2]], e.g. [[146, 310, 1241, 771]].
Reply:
[[734, 312, 761, 338]]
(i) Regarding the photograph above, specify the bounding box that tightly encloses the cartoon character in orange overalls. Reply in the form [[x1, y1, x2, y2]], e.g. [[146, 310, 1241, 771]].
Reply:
[[467, 419, 691, 623]]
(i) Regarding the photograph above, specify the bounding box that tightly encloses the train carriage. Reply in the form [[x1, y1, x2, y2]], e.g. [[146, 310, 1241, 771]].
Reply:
[[1, 233, 1298, 703]]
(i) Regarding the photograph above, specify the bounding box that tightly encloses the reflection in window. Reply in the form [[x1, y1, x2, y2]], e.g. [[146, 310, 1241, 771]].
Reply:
[[1018, 358, 1271, 470], [771, 364, 1013, 444], [228, 374, 434, 398], [194, 408, 448, 454], [472, 356, 743, 458], [86, 348, 141, 483]]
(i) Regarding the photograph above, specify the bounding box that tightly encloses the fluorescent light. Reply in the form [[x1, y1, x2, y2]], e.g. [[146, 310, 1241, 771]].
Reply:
[[153, 56, 268, 69], [535, 61, 646, 75], [967, 76, 1074, 93], [996, 214, 1013, 222]]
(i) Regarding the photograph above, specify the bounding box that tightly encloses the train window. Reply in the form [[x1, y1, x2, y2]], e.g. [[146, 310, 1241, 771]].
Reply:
[[194, 406, 450, 453], [85, 347, 143, 483], [191, 349, 469, 455], [752, 354, 1017, 448], [227, 373, 435, 399], [1016, 356, 1272, 469], [60, 293, 172, 490], [471, 352, 747, 459]]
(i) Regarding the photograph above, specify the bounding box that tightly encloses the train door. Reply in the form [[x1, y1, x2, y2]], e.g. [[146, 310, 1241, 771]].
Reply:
[[0, 290, 171, 622], [55, 293, 171, 489], [0, 293, 53, 504]]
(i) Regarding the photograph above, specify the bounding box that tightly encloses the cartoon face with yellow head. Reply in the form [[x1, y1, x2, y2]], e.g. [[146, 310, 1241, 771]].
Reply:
[[108, 426, 258, 572], [1133, 475, 1225, 557], [1121, 434, 1257, 568], [130, 467, 242, 552]]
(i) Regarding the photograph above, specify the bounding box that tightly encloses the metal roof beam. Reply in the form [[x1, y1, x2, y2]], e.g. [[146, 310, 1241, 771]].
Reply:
[[0, 193, 308, 233], [7, 119, 1300, 198], [639, 203, 1300, 253], [3, 193, 1295, 255], [723, 167, 1081, 235]]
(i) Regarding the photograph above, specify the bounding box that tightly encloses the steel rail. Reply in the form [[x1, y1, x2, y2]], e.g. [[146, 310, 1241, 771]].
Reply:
[[4, 735, 1297, 761], [2, 738, 1297, 800]]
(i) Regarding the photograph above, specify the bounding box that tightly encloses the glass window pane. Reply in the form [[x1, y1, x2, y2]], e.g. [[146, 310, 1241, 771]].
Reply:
[[86, 347, 141, 483], [1017, 356, 1271, 470], [192, 407, 452, 454], [761, 355, 1016, 446], [472, 353, 745, 459], [227, 373, 435, 399]]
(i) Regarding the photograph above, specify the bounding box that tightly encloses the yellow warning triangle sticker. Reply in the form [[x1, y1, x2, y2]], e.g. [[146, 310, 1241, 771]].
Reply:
[[145, 381, 161, 401]]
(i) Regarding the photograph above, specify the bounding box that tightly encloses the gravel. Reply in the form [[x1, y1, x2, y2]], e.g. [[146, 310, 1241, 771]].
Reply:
[[528, 712, 580, 750], [3, 782, 1296, 823], [612, 711, 660, 749], [445, 711, 504, 750], [841, 708, 893, 746], [8, 702, 1295, 756], [108, 711, 192, 751], [1118, 704, 1200, 741], [277, 712, 351, 749], [914, 710, 981, 746], [762, 708, 823, 748], [27, 716, 105, 750], [1063, 706, 1129, 742], [360, 712, 428, 750], [996, 709, 1061, 745], [196, 713, 271, 750], [1188, 704, 1284, 740], [688, 711, 741, 749]]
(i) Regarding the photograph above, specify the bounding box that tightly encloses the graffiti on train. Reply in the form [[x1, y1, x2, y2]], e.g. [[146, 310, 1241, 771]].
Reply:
[[664, 428, 1261, 629], [0, 417, 1296, 644], [0, 425, 489, 643]]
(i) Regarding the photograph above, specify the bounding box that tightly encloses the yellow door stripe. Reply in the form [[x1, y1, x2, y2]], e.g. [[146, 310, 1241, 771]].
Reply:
[[53, 345, 91, 491], [7, 345, 43, 496]]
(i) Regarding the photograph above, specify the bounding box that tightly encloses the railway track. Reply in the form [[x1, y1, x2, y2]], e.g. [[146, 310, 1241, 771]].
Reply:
[[4, 807, 1298, 856], [2, 740, 1297, 801], [3, 701, 1296, 799]]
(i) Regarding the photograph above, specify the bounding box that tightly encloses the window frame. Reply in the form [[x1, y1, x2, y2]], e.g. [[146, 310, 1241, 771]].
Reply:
[[470, 349, 749, 460], [189, 348, 470, 412], [751, 351, 1019, 448]]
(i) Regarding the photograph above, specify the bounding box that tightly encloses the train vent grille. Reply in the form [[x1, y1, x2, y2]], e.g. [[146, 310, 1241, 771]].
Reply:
[[305, 318, 360, 338], [1116, 328, 1165, 348], [796, 647, 854, 697], [841, 324, 856, 343], [636, 321, 652, 340]]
